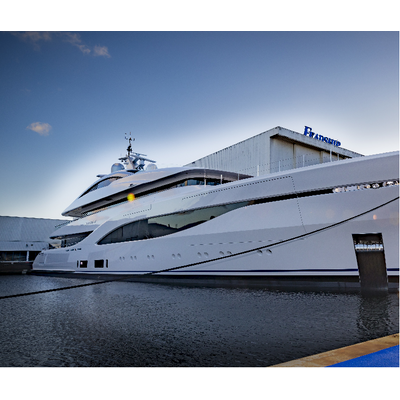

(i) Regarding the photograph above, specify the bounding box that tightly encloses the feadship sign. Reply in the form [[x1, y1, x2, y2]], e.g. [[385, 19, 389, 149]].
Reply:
[[303, 126, 341, 147]]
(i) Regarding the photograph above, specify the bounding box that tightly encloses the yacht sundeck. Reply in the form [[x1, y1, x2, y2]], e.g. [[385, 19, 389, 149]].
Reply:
[[33, 137, 399, 291]]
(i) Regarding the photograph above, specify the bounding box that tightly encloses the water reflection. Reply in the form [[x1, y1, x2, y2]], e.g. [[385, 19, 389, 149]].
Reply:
[[356, 292, 397, 341], [0, 276, 398, 367]]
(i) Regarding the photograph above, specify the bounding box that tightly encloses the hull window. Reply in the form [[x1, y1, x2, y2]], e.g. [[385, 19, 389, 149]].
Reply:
[[98, 202, 249, 245], [57, 232, 92, 248], [176, 178, 229, 187], [94, 259, 104, 268], [80, 176, 122, 197], [79, 260, 88, 268]]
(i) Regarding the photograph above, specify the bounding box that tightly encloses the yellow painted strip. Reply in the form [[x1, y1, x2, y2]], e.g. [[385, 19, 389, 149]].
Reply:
[[271, 333, 399, 367]]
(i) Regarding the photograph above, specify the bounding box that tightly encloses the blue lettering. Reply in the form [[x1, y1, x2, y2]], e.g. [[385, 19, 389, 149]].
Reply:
[[304, 126, 317, 138], [303, 126, 341, 147]]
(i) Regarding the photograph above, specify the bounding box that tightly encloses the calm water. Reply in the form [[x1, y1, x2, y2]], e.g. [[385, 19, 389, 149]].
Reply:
[[0, 275, 398, 367]]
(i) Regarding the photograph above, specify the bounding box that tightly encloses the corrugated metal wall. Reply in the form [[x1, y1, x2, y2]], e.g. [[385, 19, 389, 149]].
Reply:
[[0, 216, 66, 242], [187, 126, 361, 176], [0, 216, 67, 253]]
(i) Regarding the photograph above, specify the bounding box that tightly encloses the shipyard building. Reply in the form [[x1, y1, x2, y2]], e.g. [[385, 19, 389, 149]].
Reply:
[[0, 216, 66, 273], [186, 126, 362, 175]]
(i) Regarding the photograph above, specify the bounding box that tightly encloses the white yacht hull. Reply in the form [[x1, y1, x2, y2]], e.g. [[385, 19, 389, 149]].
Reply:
[[33, 152, 399, 290]]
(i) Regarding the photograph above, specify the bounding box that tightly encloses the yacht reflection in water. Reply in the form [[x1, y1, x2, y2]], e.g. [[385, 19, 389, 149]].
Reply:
[[356, 293, 395, 341]]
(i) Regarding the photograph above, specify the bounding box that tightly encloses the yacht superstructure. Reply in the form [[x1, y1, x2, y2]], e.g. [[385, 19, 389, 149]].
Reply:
[[33, 138, 399, 291]]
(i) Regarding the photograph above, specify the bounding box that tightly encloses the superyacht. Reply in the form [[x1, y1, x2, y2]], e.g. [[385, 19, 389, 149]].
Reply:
[[32, 137, 399, 290]]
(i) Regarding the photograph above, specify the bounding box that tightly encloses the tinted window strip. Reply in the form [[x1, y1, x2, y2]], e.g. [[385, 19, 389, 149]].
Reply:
[[97, 188, 333, 245]]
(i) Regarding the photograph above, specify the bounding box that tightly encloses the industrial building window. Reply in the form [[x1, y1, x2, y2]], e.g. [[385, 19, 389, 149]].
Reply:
[[98, 201, 249, 245], [0, 251, 27, 262], [28, 251, 41, 261]]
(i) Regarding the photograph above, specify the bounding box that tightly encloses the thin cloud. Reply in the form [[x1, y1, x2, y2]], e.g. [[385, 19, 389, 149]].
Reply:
[[93, 45, 111, 58], [27, 122, 52, 136], [12, 31, 110, 58], [12, 31, 52, 50], [62, 32, 91, 55]]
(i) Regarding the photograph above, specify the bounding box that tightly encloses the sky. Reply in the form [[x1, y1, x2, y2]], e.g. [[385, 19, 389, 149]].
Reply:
[[0, 30, 398, 219]]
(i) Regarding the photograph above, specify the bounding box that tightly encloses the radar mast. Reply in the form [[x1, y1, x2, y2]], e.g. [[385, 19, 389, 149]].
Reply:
[[118, 132, 156, 172]]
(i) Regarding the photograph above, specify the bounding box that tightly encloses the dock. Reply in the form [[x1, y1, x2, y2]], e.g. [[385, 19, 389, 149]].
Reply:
[[0, 262, 32, 274], [272, 333, 399, 367]]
